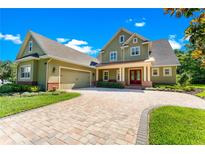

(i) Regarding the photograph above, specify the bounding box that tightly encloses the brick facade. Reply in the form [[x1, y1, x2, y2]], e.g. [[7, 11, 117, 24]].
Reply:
[[47, 82, 59, 91]]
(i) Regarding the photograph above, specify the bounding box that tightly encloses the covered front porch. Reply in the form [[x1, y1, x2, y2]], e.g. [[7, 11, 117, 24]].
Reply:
[[96, 61, 153, 87]]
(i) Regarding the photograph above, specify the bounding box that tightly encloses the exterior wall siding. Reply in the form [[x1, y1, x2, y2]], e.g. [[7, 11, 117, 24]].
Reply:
[[151, 66, 177, 84], [22, 37, 45, 57], [47, 59, 96, 89], [37, 59, 47, 90]]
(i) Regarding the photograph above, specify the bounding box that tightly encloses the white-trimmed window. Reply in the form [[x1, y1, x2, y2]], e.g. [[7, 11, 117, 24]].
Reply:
[[110, 51, 117, 61], [116, 70, 120, 81], [130, 46, 140, 56], [163, 67, 172, 76], [103, 70, 109, 81], [152, 68, 159, 76], [133, 38, 138, 43], [29, 40, 33, 52], [119, 35, 125, 43], [20, 65, 31, 79]]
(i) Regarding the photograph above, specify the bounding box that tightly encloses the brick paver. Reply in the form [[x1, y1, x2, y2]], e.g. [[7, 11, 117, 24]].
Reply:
[[0, 88, 205, 145]]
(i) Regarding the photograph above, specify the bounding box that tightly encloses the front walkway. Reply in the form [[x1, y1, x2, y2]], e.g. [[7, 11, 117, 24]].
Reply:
[[0, 88, 205, 145]]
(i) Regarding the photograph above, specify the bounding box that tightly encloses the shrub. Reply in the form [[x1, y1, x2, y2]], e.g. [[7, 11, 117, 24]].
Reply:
[[96, 81, 124, 89], [0, 83, 40, 93], [178, 73, 190, 86]]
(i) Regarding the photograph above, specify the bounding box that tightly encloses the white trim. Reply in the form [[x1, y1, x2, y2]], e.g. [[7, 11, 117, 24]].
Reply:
[[109, 51, 117, 62], [163, 67, 172, 77], [103, 70, 109, 81], [119, 35, 125, 43], [116, 70, 120, 81], [152, 68, 159, 77], [15, 57, 39, 63], [46, 58, 52, 91], [153, 64, 180, 67], [130, 46, 140, 56], [59, 66, 92, 89], [133, 38, 138, 43], [19, 64, 32, 80]]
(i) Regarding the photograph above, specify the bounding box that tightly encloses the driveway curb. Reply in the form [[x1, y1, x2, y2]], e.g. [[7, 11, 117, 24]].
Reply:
[[136, 105, 164, 145]]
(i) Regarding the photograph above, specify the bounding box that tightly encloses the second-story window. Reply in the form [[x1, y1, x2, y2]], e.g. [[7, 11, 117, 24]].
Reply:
[[110, 51, 117, 61], [119, 35, 125, 43], [130, 46, 140, 56], [29, 41, 33, 52]]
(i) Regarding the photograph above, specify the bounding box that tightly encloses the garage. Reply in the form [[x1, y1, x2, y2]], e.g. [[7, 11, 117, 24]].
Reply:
[[60, 68, 91, 89]]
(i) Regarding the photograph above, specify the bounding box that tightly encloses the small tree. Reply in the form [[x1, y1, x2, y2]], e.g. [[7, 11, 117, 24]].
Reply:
[[0, 61, 13, 84], [178, 73, 190, 86]]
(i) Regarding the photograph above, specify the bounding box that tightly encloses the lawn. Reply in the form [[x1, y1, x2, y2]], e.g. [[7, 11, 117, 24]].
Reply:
[[189, 84, 205, 98], [149, 106, 205, 145], [0, 92, 80, 118]]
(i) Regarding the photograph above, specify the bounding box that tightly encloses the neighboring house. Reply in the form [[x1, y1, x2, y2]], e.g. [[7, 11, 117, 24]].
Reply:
[[16, 31, 98, 91], [96, 28, 180, 87]]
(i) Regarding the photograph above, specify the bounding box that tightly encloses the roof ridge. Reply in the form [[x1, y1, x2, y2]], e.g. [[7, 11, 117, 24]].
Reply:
[[29, 31, 97, 61]]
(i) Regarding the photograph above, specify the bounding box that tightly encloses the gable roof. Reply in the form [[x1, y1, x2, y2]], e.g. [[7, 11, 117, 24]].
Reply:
[[123, 33, 149, 45], [17, 31, 98, 68], [150, 39, 180, 66]]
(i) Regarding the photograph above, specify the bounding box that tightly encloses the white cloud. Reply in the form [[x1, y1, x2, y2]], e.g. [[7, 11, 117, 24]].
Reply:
[[142, 17, 146, 20], [0, 32, 22, 44], [126, 18, 133, 23], [56, 38, 69, 43], [135, 21, 146, 27], [168, 34, 183, 50], [65, 39, 100, 55]]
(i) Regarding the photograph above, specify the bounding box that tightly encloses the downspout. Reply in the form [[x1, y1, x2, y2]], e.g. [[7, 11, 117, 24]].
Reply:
[[45, 58, 52, 91]]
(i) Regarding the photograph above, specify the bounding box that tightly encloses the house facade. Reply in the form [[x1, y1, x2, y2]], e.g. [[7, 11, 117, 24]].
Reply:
[[96, 28, 180, 87], [16, 28, 180, 91], [16, 31, 98, 91]]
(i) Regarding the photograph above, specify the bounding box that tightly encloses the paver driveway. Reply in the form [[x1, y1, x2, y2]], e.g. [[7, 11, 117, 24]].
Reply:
[[0, 88, 205, 145]]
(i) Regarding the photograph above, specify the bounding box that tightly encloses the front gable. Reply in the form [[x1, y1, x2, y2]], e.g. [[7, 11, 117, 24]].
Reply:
[[101, 29, 132, 63], [16, 32, 46, 59]]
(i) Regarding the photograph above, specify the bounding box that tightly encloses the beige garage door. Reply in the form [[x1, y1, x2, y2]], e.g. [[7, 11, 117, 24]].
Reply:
[[60, 68, 90, 89]]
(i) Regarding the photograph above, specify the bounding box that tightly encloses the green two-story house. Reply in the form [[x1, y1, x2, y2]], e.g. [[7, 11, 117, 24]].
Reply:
[[96, 28, 180, 87]]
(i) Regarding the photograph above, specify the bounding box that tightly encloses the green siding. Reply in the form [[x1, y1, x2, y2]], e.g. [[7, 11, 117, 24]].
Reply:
[[151, 66, 177, 84], [22, 37, 45, 58], [37, 59, 47, 90], [101, 30, 149, 63], [98, 69, 118, 81], [101, 31, 131, 63]]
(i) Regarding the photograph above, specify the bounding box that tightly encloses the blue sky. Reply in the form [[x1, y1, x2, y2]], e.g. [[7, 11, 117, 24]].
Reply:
[[0, 8, 191, 61]]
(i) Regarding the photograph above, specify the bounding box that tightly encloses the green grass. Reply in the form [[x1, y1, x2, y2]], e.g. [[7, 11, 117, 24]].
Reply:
[[149, 106, 205, 145], [0, 92, 80, 118], [189, 84, 205, 98], [196, 91, 205, 97]]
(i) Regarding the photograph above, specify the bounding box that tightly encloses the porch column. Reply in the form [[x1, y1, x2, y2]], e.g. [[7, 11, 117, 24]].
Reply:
[[147, 65, 151, 81], [119, 67, 122, 81], [122, 67, 125, 82], [96, 69, 99, 81], [143, 65, 147, 81]]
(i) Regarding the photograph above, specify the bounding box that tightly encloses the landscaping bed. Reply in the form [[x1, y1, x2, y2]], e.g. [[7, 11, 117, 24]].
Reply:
[[147, 84, 205, 100], [149, 106, 205, 145], [0, 91, 80, 118]]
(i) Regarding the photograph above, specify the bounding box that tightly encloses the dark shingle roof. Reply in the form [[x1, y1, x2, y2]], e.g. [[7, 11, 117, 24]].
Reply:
[[30, 31, 98, 67], [150, 39, 180, 66]]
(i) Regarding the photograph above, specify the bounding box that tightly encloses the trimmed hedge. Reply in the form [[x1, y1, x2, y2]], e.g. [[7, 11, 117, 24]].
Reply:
[[0, 83, 40, 93], [96, 81, 124, 89]]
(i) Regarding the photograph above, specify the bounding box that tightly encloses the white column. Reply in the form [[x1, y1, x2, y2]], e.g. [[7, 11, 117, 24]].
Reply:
[[147, 65, 151, 81], [143, 66, 147, 81], [96, 69, 99, 81], [119, 67, 122, 81], [122, 67, 125, 82]]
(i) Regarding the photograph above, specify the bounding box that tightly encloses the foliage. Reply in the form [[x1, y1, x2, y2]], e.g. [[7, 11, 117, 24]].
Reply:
[[175, 49, 205, 84], [0, 61, 17, 83], [178, 73, 190, 86], [149, 106, 205, 145], [0, 92, 80, 118], [0, 83, 40, 93], [153, 84, 194, 92], [96, 81, 124, 89], [164, 8, 205, 66]]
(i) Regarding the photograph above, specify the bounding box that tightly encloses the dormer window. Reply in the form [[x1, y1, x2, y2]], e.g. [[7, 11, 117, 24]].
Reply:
[[29, 41, 33, 52], [119, 35, 125, 43], [133, 38, 138, 43], [130, 46, 140, 56]]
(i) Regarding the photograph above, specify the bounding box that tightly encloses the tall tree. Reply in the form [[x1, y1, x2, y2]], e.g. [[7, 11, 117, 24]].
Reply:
[[0, 61, 16, 84], [164, 8, 205, 66]]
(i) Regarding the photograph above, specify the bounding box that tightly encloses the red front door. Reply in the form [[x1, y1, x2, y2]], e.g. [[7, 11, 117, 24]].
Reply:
[[130, 70, 141, 84]]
